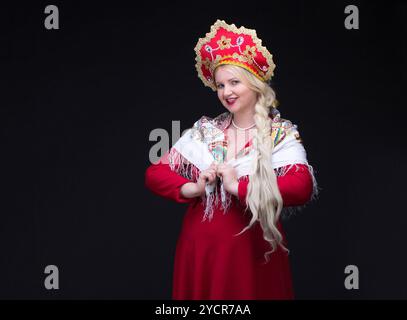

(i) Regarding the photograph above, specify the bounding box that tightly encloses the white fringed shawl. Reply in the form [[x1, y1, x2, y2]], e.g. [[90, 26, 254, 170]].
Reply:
[[168, 109, 318, 221]]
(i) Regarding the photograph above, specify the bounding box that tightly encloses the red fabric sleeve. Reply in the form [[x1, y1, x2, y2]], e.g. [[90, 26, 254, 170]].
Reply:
[[145, 153, 195, 204], [237, 163, 313, 207]]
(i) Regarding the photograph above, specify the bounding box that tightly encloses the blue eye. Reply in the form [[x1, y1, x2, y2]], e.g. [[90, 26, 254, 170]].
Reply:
[[217, 84, 224, 89], [231, 80, 239, 85]]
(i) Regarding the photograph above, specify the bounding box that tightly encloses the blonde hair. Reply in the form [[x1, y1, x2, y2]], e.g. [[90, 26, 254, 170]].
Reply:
[[215, 64, 286, 263]]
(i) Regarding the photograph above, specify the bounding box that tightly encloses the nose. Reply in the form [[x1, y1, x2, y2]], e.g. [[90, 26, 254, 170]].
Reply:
[[223, 85, 233, 98]]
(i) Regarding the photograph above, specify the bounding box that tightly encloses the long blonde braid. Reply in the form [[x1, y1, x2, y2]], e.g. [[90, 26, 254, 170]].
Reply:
[[216, 65, 287, 262]]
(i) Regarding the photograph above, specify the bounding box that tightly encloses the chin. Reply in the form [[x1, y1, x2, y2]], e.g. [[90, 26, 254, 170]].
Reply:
[[224, 104, 240, 113], [231, 108, 243, 114]]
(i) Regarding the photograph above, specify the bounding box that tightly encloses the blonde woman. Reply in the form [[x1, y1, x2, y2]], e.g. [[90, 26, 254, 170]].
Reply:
[[145, 20, 318, 300]]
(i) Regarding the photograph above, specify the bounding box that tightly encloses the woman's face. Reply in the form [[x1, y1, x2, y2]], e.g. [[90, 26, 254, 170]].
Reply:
[[214, 66, 258, 115]]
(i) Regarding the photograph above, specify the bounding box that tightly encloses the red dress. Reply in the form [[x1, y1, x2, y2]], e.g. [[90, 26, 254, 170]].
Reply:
[[145, 145, 313, 300]]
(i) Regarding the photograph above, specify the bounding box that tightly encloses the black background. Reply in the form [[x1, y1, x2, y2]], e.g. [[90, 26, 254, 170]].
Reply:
[[1, 0, 406, 299]]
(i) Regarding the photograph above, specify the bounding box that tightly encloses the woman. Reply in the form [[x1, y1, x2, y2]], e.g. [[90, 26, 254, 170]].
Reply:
[[145, 20, 318, 300]]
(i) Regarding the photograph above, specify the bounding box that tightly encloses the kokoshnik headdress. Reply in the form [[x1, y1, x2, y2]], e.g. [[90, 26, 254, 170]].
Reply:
[[194, 19, 276, 91]]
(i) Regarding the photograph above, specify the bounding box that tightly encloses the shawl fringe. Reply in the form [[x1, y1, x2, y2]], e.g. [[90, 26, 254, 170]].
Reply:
[[169, 147, 319, 221]]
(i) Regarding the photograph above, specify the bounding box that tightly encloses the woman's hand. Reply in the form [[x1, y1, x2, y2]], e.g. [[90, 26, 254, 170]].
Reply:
[[216, 163, 239, 196], [180, 162, 239, 198], [195, 162, 218, 196], [180, 162, 218, 198]]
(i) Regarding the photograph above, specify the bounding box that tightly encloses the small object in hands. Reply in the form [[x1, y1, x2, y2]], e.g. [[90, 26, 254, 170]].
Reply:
[[220, 176, 226, 203]]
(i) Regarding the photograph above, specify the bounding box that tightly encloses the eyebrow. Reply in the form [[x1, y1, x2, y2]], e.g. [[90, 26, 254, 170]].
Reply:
[[215, 77, 239, 85]]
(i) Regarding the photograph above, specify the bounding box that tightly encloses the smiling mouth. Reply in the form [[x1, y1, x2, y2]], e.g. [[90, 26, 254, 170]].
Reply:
[[226, 98, 238, 105]]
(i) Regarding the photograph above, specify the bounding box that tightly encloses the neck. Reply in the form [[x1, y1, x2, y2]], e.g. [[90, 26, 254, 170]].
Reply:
[[231, 110, 256, 129]]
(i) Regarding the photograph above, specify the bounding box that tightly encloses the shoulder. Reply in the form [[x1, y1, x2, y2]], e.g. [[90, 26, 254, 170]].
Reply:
[[189, 112, 231, 143], [193, 112, 231, 130], [270, 108, 303, 147]]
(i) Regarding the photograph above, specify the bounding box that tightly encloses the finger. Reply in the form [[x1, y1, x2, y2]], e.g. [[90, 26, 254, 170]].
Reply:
[[207, 174, 215, 183], [218, 164, 226, 171], [205, 172, 217, 182]]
